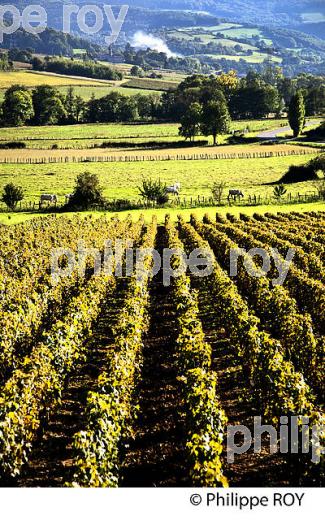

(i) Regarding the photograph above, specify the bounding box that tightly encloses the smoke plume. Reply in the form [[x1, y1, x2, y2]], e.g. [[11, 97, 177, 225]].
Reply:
[[131, 31, 177, 58]]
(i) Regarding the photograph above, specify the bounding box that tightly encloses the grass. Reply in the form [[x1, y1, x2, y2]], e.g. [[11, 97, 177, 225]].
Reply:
[[217, 27, 263, 38], [202, 53, 282, 64], [0, 154, 319, 203], [0, 71, 108, 89], [0, 142, 315, 161], [55, 85, 162, 100], [0, 71, 162, 101], [1, 201, 324, 226], [122, 78, 179, 91], [0, 123, 180, 141], [210, 38, 258, 51], [0, 119, 289, 143]]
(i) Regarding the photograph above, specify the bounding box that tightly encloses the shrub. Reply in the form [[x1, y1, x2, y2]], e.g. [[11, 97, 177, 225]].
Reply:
[[138, 178, 167, 204], [273, 184, 287, 200], [0, 141, 26, 149], [211, 182, 226, 204], [1, 183, 24, 210], [68, 172, 105, 209], [157, 193, 170, 205]]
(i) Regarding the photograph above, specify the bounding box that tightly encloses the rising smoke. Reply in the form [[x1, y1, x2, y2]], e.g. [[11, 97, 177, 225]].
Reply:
[[131, 31, 178, 58]]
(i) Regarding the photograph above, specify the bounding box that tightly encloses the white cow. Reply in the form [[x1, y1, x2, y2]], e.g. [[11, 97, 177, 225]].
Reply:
[[228, 190, 244, 202], [166, 182, 181, 196], [40, 194, 58, 205]]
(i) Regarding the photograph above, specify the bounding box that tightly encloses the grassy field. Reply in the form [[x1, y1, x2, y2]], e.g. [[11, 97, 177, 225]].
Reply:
[[0, 142, 315, 161], [122, 78, 179, 91], [0, 154, 319, 203], [55, 85, 161, 100], [0, 71, 163, 101], [1, 201, 324, 226], [0, 71, 109, 89], [166, 23, 280, 66], [0, 119, 289, 143], [202, 53, 282, 63]]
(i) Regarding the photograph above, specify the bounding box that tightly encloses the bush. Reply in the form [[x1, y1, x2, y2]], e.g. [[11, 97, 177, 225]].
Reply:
[[211, 182, 226, 204], [138, 178, 167, 204], [0, 141, 26, 149], [273, 184, 287, 199], [1, 183, 24, 210], [157, 193, 170, 205], [68, 172, 105, 209]]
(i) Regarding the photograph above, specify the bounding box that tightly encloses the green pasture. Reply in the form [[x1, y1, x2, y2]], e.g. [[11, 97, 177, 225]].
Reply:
[[202, 53, 282, 63], [57, 85, 161, 99], [0, 119, 289, 144], [0, 154, 319, 204]]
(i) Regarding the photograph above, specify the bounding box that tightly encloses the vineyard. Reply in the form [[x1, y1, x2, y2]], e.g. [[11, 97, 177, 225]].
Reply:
[[0, 210, 324, 487]]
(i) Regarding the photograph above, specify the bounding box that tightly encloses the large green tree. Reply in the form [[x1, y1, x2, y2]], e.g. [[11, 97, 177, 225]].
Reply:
[[288, 90, 306, 137], [2, 85, 34, 126], [32, 85, 66, 125], [201, 93, 231, 146], [179, 102, 202, 142]]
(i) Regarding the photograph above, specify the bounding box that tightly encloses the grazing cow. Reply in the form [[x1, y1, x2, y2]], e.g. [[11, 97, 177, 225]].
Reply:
[[166, 182, 181, 196], [228, 190, 244, 202], [40, 194, 58, 205], [65, 194, 73, 204]]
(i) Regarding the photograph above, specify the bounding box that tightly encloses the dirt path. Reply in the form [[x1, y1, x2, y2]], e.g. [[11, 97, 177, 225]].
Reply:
[[121, 227, 188, 487]]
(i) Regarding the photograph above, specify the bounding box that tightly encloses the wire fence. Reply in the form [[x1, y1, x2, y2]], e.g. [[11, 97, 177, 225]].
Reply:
[[1, 192, 323, 214]]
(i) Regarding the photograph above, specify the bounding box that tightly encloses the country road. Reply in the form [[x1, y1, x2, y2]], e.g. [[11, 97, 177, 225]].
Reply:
[[257, 120, 319, 139]]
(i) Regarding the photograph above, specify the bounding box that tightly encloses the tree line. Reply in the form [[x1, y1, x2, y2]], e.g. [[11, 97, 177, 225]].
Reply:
[[0, 68, 323, 134], [32, 57, 123, 81]]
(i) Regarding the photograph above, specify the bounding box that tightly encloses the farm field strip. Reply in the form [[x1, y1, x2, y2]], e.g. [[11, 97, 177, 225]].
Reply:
[[239, 217, 325, 263], [230, 218, 325, 283], [69, 219, 158, 487], [0, 71, 114, 89], [165, 219, 228, 486], [0, 216, 147, 385]]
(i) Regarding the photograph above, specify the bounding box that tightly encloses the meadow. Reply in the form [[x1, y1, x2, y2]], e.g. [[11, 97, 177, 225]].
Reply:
[[0, 154, 319, 204], [55, 85, 162, 100], [167, 22, 275, 63], [202, 53, 282, 64], [0, 71, 110, 89], [0, 119, 289, 143], [0, 71, 164, 102]]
